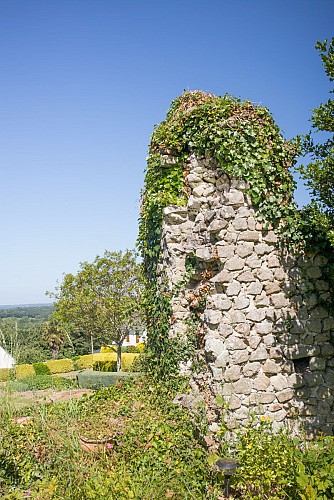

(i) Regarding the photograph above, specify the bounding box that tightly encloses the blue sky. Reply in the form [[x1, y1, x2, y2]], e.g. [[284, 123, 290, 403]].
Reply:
[[0, 0, 332, 304]]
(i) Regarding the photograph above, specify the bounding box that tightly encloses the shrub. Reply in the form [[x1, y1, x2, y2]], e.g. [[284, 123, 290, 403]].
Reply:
[[33, 362, 51, 375], [77, 370, 138, 389], [8, 375, 77, 391], [93, 360, 117, 372], [122, 353, 139, 371], [124, 345, 138, 353], [100, 346, 116, 354], [44, 358, 74, 374], [15, 364, 36, 379], [136, 342, 145, 353], [0, 368, 11, 382], [74, 353, 117, 370]]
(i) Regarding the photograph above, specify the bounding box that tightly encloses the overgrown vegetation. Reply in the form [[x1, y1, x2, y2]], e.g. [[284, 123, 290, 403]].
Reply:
[[138, 90, 300, 378], [0, 378, 333, 499]]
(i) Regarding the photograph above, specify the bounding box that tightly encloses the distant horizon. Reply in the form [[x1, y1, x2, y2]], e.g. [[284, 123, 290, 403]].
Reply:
[[0, 302, 52, 309]]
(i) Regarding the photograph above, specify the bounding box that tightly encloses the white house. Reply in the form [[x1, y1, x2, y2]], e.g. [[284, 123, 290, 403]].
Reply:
[[0, 345, 15, 369]]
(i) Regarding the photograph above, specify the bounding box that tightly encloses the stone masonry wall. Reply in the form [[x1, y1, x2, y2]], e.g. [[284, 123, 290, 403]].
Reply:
[[160, 153, 334, 435]]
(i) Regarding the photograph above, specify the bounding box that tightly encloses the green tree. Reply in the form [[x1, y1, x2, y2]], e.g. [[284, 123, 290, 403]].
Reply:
[[49, 250, 143, 371], [298, 37, 334, 246], [41, 320, 66, 359]]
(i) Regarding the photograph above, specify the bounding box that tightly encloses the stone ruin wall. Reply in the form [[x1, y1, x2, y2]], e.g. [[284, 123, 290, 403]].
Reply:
[[160, 153, 334, 435]]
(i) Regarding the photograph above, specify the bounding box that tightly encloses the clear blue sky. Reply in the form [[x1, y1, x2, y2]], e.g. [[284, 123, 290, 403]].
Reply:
[[0, 0, 332, 305]]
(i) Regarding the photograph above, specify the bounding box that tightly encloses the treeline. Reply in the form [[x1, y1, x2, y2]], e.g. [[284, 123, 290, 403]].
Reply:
[[0, 305, 91, 365], [0, 305, 53, 320]]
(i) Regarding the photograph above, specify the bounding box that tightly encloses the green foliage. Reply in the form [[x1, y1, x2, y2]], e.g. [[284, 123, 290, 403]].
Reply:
[[49, 249, 143, 371], [32, 362, 51, 375], [44, 357, 74, 374], [138, 90, 299, 378], [217, 418, 334, 500], [77, 370, 139, 389], [0, 368, 11, 382], [15, 364, 36, 379], [7, 375, 76, 392], [297, 37, 334, 248], [0, 378, 217, 499], [74, 352, 138, 372], [93, 360, 117, 372]]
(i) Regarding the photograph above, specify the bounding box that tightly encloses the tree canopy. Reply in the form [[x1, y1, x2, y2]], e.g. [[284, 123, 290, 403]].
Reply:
[[298, 37, 334, 247], [49, 250, 143, 371]]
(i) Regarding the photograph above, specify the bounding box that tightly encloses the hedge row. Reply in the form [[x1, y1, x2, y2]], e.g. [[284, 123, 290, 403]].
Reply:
[[0, 353, 140, 381]]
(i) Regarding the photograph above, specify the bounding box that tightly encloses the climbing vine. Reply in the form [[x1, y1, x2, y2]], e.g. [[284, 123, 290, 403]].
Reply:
[[138, 90, 304, 378]]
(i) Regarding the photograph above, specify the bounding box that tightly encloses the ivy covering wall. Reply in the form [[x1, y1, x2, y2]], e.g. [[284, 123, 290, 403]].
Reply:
[[137, 90, 324, 378]]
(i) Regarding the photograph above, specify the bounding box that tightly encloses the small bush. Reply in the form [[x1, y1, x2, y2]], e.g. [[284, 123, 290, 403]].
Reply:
[[93, 360, 117, 372], [136, 342, 145, 353], [0, 368, 11, 382], [100, 346, 116, 354], [124, 345, 138, 353], [75, 353, 117, 370], [77, 370, 138, 389], [8, 375, 77, 391], [45, 358, 74, 374], [121, 353, 139, 371], [33, 362, 51, 375], [15, 364, 36, 379]]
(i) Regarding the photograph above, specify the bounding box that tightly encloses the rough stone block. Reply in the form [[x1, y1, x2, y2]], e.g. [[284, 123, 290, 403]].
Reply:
[[224, 337, 247, 350], [248, 335, 261, 349], [256, 267, 274, 281], [230, 311, 247, 324], [265, 282, 281, 295], [208, 219, 228, 232], [226, 281, 241, 296], [211, 295, 233, 311], [267, 255, 280, 268], [243, 362, 261, 377], [227, 395, 242, 409], [237, 271, 256, 282], [215, 350, 229, 368], [263, 360, 281, 374], [211, 270, 232, 284], [321, 343, 334, 357], [255, 243, 272, 255], [224, 365, 242, 382], [270, 374, 288, 391], [276, 388, 294, 403], [225, 190, 245, 206], [270, 293, 288, 308], [255, 322, 273, 335], [284, 345, 320, 360], [205, 310, 223, 326], [233, 218, 248, 230], [225, 256, 245, 271], [216, 245, 235, 259], [234, 378, 253, 394], [309, 357, 326, 371], [239, 231, 260, 242], [231, 349, 250, 365], [249, 346, 268, 361], [246, 308, 266, 322], [205, 337, 225, 358], [234, 296, 250, 309], [247, 281, 263, 295], [306, 266, 322, 279], [259, 393, 276, 404], [236, 243, 254, 258], [253, 373, 270, 390], [245, 256, 262, 269]]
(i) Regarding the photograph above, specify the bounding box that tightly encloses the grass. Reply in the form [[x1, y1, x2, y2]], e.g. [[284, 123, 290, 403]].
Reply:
[[0, 377, 221, 499], [1, 376, 333, 499]]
